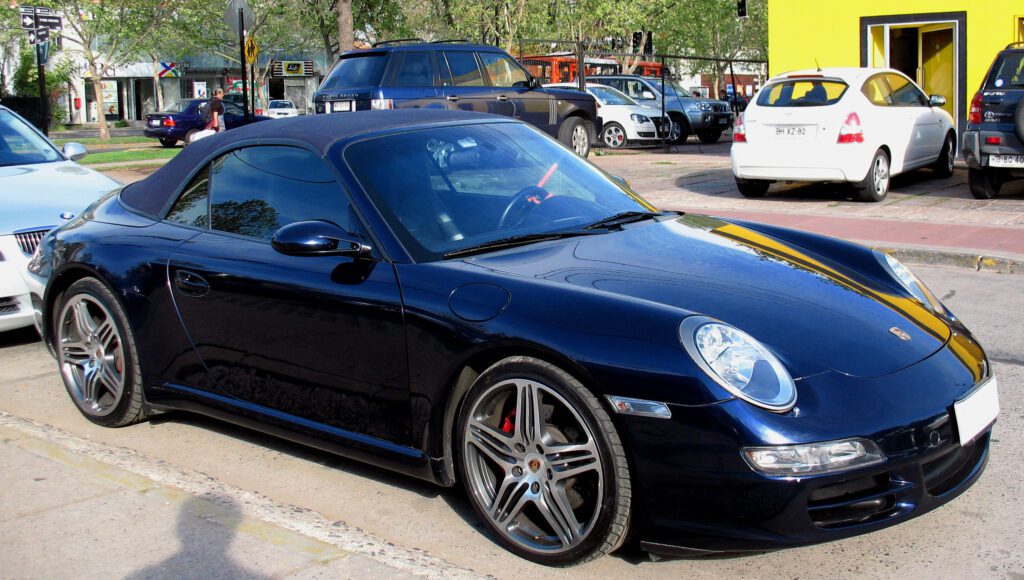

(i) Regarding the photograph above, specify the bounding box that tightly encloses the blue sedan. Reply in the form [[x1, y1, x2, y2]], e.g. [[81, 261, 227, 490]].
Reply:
[[143, 98, 269, 147], [29, 110, 997, 566]]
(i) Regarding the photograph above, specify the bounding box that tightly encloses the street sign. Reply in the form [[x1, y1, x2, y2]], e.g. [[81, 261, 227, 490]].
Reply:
[[223, 0, 254, 36], [37, 14, 62, 31], [27, 27, 49, 45], [37, 41, 49, 65], [20, 11, 35, 29], [244, 36, 259, 64]]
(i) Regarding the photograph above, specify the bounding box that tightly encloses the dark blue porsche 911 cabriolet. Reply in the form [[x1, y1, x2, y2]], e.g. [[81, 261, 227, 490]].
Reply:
[[27, 110, 998, 566]]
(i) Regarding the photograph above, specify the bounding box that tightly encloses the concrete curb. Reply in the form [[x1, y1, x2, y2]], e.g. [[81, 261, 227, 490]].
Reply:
[[866, 244, 1021, 274]]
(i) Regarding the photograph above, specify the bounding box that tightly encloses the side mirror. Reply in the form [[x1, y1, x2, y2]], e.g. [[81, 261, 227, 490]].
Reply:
[[527, 76, 541, 90], [641, 91, 656, 100], [928, 94, 946, 107], [271, 220, 371, 258], [62, 142, 87, 161]]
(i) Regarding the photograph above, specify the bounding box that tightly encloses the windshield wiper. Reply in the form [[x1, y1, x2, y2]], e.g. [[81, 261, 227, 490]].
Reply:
[[583, 210, 664, 230], [443, 230, 602, 259]]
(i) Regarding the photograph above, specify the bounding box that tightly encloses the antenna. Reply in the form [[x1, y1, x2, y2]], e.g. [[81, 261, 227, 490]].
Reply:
[[815, 58, 822, 72]]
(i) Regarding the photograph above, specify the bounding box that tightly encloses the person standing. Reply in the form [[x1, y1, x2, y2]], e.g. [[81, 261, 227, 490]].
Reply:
[[209, 88, 226, 132]]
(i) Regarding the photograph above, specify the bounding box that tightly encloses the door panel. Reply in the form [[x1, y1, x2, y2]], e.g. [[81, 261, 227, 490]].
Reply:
[[387, 51, 444, 109], [478, 52, 554, 133], [921, 28, 954, 120], [439, 51, 498, 114]]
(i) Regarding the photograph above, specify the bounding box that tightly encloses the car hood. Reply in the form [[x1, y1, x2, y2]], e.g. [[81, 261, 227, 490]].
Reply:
[[467, 215, 951, 378], [0, 161, 119, 234]]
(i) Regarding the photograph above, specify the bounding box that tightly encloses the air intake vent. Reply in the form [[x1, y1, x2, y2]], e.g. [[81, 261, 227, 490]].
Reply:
[[0, 297, 20, 315], [14, 228, 50, 255]]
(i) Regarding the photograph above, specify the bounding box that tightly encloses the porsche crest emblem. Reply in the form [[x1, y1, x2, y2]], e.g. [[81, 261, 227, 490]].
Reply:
[[528, 458, 541, 473], [889, 327, 911, 341]]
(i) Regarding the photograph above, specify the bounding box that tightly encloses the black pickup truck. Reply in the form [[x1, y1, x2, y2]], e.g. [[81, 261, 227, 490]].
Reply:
[[963, 42, 1024, 198]]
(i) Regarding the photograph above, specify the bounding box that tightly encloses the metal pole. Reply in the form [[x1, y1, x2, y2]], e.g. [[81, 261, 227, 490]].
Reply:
[[250, 62, 256, 114], [576, 41, 586, 91], [660, 56, 666, 150], [239, 8, 249, 122], [36, 43, 48, 136], [729, 60, 738, 114]]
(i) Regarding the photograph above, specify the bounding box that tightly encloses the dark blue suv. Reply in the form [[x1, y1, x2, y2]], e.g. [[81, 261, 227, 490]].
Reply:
[[313, 41, 601, 156]]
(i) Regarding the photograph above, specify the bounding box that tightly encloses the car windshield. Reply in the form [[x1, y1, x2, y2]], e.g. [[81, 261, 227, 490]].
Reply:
[[987, 52, 1024, 89], [320, 53, 388, 89], [270, 100, 294, 108], [648, 79, 694, 98], [0, 109, 62, 167], [344, 122, 656, 262], [757, 80, 848, 107], [589, 85, 637, 106]]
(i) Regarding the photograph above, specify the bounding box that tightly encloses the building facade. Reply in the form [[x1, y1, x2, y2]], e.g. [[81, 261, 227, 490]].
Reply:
[[768, 0, 1024, 135]]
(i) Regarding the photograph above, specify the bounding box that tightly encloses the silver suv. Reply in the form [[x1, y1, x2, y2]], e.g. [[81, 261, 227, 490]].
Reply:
[[590, 75, 734, 143]]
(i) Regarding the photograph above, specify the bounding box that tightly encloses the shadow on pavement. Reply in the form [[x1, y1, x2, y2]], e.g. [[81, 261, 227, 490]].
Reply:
[[0, 327, 41, 349]]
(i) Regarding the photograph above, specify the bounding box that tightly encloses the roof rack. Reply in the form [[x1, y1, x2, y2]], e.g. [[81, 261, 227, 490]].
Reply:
[[1006, 41, 1024, 49], [371, 38, 425, 47], [430, 39, 470, 44]]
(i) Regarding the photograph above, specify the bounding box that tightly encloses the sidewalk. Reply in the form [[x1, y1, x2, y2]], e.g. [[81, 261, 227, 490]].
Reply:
[[0, 413, 480, 579]]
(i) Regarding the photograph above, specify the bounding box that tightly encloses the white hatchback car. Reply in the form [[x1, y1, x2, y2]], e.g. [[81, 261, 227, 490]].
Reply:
[[545, 83, 672, 148], [267, 99, 300, 118], [731, 68, 956, 201]]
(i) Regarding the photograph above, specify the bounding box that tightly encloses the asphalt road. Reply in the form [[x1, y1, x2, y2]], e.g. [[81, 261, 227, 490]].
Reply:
[[1, 265, 1022, 578]]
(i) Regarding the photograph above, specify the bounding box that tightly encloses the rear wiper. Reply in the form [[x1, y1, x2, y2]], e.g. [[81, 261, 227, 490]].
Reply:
[[583, 210, 665, 230], [444, 230, 602, 259]]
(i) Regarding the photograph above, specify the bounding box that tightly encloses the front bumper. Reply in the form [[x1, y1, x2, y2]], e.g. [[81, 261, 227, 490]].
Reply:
[[0, 235, 38, 333], [688, 110, 733, 132]]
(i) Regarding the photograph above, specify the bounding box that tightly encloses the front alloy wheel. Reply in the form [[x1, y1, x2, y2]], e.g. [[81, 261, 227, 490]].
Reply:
[[458, 357, 629, 565], [601, 123, 627, 148]]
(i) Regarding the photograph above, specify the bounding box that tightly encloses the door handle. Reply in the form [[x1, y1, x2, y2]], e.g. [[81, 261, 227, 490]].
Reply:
[[445, 95, 460, 102], [174, 270, 210, 297], [497, 95, 510, 101]]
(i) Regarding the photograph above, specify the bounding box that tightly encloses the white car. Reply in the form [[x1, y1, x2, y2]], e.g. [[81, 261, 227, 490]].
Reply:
[[267, 99, 300, 118], [545, 83, 672, 148], [731, 67, 957, 201], [0, 105, 119, 333]]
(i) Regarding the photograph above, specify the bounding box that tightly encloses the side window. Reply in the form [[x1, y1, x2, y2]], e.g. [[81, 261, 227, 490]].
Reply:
[[166, 166, 210, 228], [861, 75, 893, 106], [223, 101, 243, 115], [478, 53, 529, 87], [885, 74, 928, 106], [602, 79, 623, 92], [623, 80, 652, 99], [442, 51, 485, 87], [394, 52, 434, 86], [207, 146, 356, 240]]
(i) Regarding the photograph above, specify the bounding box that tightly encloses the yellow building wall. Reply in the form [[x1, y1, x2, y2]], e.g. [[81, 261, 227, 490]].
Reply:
[[768, 0, 1024, 99]]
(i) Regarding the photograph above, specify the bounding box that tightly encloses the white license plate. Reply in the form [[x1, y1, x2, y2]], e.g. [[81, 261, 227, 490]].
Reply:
[[331, 101, 353, 112], [774, 126, 812, 138], [953, 377, 999, 446], [989, 154, 1024, 168], [149, 119, 160, 127]]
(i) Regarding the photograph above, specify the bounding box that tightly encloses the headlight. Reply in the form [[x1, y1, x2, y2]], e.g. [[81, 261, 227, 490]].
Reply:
[[878, 252, 944, 313], [630, 113, 651, 123], [695, 102, 714, 111], [742, 438, 885, 476], [680, 316, 796, 412]]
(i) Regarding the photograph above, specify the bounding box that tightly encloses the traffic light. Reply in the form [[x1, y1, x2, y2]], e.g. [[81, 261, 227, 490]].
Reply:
[[737, 0, 747, 18], [632, 31, 643, 53], [643, 31, 653, 55]]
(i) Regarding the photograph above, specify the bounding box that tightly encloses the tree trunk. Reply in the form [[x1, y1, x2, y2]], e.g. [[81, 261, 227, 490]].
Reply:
[[335, 0, 353, 53], [90, 62, 110, 140], [151, 55, 162, 113]]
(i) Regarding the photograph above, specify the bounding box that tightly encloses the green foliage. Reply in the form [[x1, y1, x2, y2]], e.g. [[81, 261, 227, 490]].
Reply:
[[12, 40, 74, 98], [114, 120, 130, 128]]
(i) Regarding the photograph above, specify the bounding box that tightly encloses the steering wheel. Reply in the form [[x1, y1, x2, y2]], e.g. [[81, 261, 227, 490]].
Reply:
[[498, 186, 553, 229]]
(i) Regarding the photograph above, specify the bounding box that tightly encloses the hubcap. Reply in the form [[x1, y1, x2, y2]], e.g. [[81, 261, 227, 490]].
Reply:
[[463, 379, 603, 555], [57, 295, 125, 416], [873, 155, 890, 195], [571, 125, 588, 155], [668, 121, 681, 142], [946, 139, 954, 172], [603, 126, 625, 148]]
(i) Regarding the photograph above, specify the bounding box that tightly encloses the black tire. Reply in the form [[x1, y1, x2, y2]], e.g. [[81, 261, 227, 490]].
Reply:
[[158, 137, 177, 148], [54, 277, 148, 427], [968, 167, 1002, 199], [735, 177, 770, 197], [698, 130, 723, 144], [456, 356, 630, 566], [558, 117, 591, 157], [1015, 99, 1024, 144], [600, 122, 627, 149], [668, 113, 689, 145], [933, 132, 955, 178], [855, 148, 891, 202]]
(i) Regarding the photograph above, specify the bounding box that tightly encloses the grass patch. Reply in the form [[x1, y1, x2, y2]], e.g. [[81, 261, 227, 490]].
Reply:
[[79, 148, 179, 165], [53, 136, 153, 147], [94, 163, 167, 173], [652, 161, 676, 165]]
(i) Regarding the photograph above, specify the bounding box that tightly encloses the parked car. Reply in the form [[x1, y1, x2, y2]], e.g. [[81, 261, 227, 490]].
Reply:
[[267, 99, 300, 118], [962, 42, 1024, 198], [222, 92, 263, 115], [731, 68, 957, 201], [0, 105, 118, 333], [545, 82, 673, 148], [31, 110, 997, 565], [144, 99, 270, 147], [312, 41, 601, 156], [590, 74, 733, 143]]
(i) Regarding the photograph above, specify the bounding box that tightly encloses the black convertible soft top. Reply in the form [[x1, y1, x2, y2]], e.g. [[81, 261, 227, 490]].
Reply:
[[120, 109, 503, 217]]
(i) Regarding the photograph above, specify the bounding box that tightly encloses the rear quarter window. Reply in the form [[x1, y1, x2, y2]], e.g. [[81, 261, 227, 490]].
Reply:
[[987, 52, 1024, 89], [320, 53, 388, 90], [756, 80, 848, 107]]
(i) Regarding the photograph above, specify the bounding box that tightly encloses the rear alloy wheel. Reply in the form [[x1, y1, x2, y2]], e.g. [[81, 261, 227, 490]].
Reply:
[[933, 133, 955, 178], [558, 117, 591, 157], [600, 123, 627, 149], [56, 278, 147, 427], [457, 357, 630, 566], [968, 167, 1002, 199], [158, 137, 177, 148], [698, 130, 723, 144], [668, 114, 688, 144], [856, 149, 891, 202], [735, 177, 770, 197]]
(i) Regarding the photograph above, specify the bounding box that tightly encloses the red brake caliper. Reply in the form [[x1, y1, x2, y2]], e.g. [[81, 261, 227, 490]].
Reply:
[[500, 409, 517, 434]]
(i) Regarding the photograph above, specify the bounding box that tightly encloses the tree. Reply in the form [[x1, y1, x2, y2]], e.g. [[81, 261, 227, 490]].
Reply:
[[0, 5, 22, 97], [135, 0, 214, 112]]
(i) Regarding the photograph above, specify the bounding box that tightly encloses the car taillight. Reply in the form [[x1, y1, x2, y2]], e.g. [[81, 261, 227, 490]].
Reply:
[[968, 91, 982, 124], [370, 99, 393, 110], [733, 112, 746, 143], [986, 136, 1003, 145], [837, 112, 863, 143], [162, 117, 176, 127]]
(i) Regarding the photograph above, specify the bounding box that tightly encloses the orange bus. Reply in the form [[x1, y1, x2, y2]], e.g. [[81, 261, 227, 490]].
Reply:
[[519, 54, 620, 84]]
